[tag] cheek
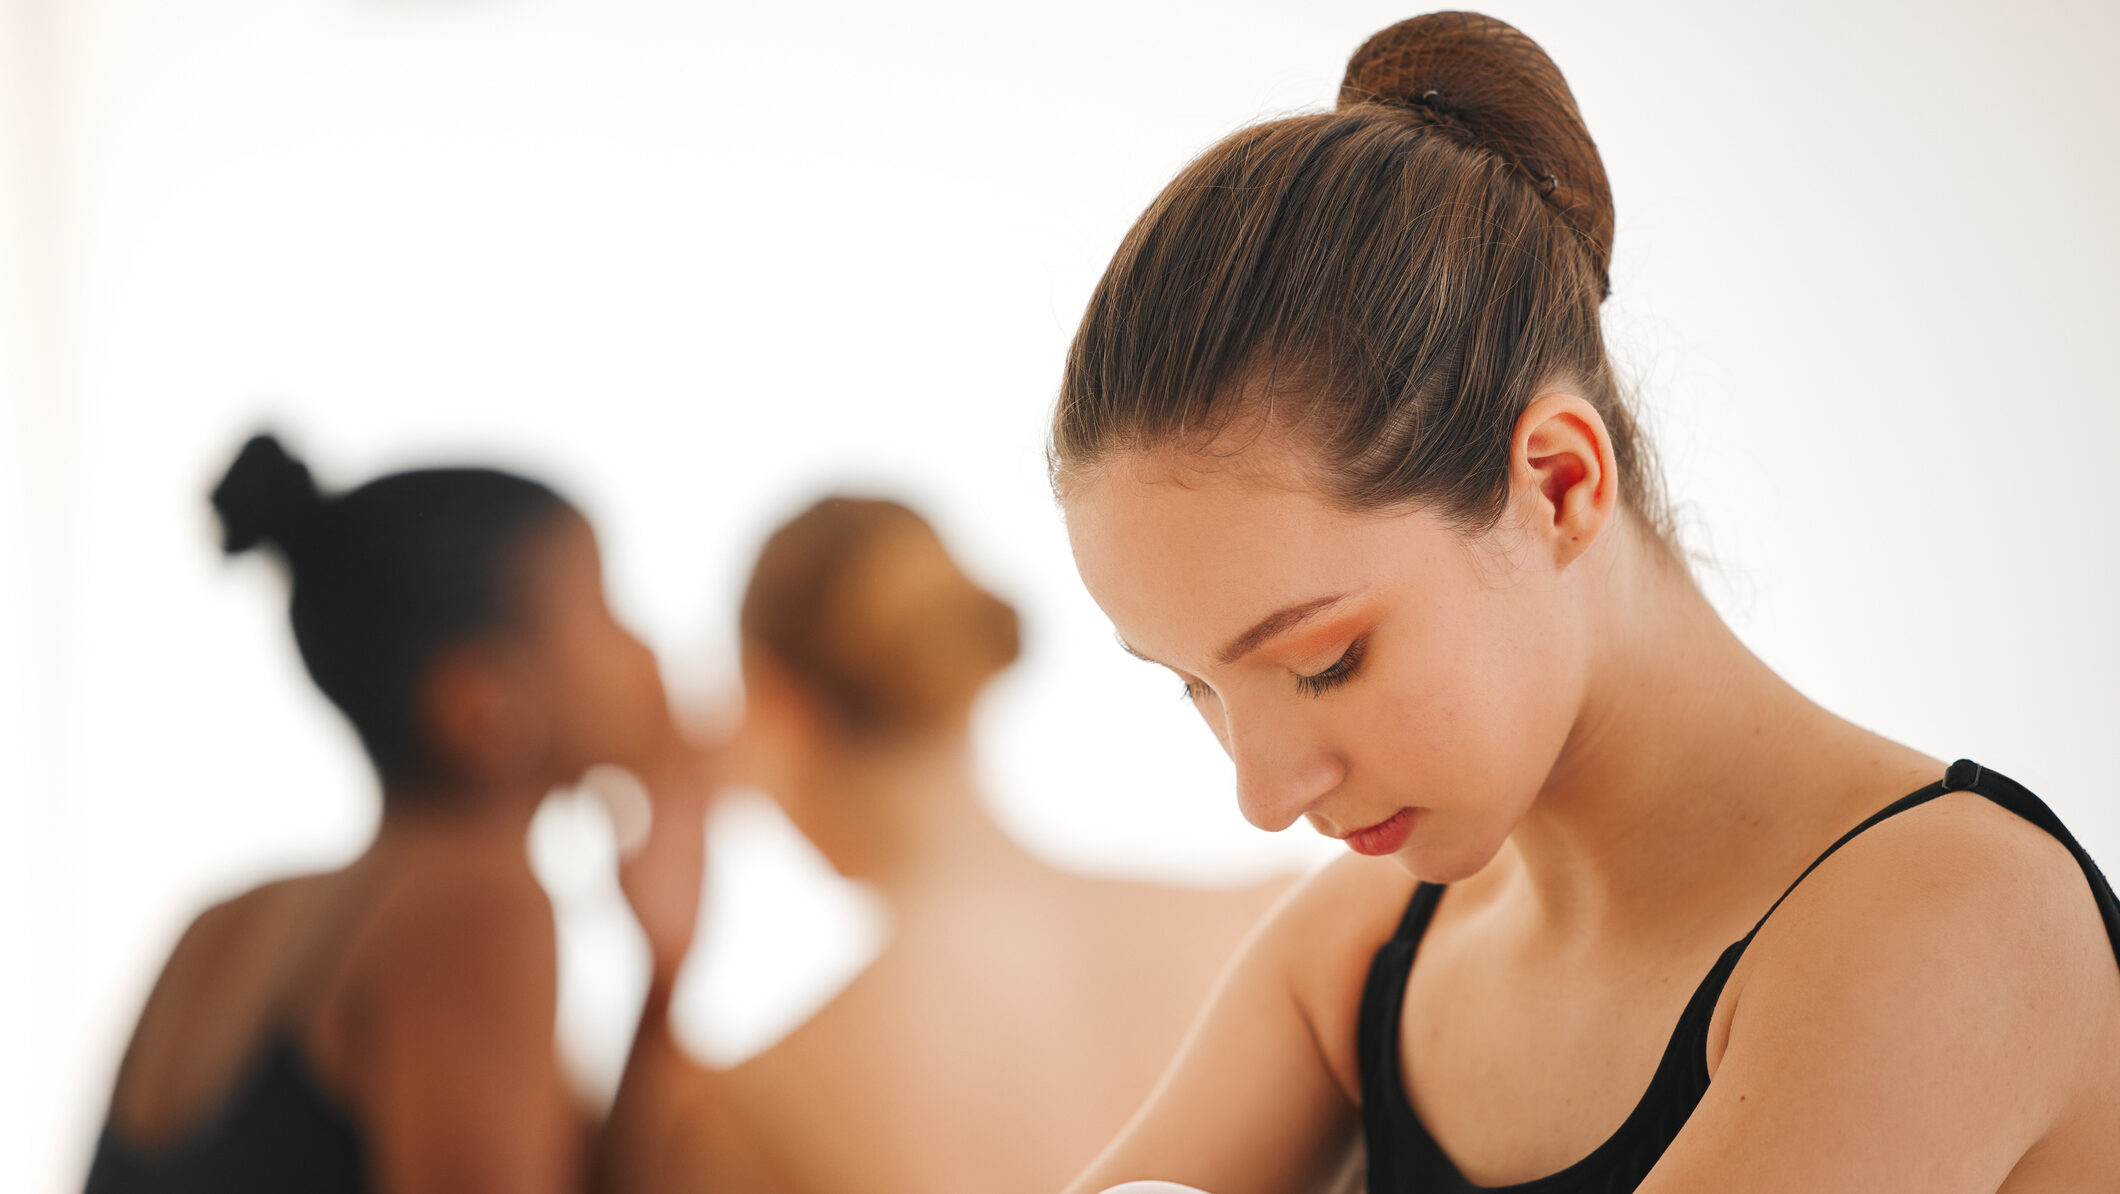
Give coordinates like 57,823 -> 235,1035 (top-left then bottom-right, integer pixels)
1345,600 -> 1577,819
606,636 -> 669,736
552,624 -> 665,742
1442,600 -> 1583,820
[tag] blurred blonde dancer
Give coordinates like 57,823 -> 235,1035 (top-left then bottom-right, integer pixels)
601,497 -> 1292,1194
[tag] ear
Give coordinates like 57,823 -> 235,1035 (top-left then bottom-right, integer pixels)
1510,391 -> 1618,569
733,644 -> 825,786
421,645 -> 550,787
733,643 -> 859,869
738,645 -> 825,741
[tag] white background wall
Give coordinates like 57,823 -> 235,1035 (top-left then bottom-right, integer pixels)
3,1 -> 2115,1190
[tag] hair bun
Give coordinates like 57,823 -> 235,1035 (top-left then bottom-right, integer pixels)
211,432 -> 324,556
1338,11 -> 1613,293
743,497 -> 1020,736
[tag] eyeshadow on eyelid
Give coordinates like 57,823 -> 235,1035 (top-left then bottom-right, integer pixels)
1284,614 -> 1367,658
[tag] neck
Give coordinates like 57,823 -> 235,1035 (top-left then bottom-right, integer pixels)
1501,522 -> 1916,943
811,727 -> 1048,910
368,777 -> 547,862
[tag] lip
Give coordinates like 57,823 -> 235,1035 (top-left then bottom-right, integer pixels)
1343,808 -> 1416,856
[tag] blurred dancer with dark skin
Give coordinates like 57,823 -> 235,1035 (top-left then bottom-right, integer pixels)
88,434 -> 701,1194
602,497 -> 1292,1194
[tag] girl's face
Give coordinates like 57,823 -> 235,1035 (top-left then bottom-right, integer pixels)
1063,446 -> 1594,882
512,513 -> 672,781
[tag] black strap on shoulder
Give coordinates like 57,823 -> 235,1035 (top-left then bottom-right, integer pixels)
1738,759 -> 2120,968
1391,881 -> 1446,945
1735,771 -> 1954,948
1950,760 -> 2120,968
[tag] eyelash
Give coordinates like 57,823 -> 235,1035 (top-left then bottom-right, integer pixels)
1295,638 -> 1366,697
1177,638 -> 1368,702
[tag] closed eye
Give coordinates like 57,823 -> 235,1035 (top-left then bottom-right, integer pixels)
1296,638 -> 1365,696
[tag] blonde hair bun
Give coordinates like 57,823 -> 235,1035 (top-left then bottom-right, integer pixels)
742,497 -> 1020,735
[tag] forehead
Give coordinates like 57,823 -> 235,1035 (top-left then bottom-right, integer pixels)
514,510 -> 602,600
1063,451 -> 1452,667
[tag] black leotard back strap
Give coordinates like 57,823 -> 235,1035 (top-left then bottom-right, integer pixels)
82,867 -> 405,1194
1356,759 -> 2120,1194
83,1030 -> 367,1194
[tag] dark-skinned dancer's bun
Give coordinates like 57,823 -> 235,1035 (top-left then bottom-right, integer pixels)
211,433 -> 325,556
208,431 -> 570,789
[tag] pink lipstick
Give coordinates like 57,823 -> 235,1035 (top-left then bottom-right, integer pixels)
1344,808 -> 1416,856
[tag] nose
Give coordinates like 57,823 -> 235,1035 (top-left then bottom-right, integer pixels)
1222,699 -> 1343,833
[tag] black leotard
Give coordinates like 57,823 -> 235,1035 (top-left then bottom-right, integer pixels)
1356,759 -> 2120,1193
84,1029 -> 367,1194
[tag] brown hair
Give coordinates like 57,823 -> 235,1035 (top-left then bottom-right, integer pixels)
1051,11 -> 1671,547
740,497 -> 1021,736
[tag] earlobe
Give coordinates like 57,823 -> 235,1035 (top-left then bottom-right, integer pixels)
740,647 -> 823,744
1515,392 -> 1617,567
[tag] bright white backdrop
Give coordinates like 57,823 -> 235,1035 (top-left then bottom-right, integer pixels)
3,1 -> 2116,1190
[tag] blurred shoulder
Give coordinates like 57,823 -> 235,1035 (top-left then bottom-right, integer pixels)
148,873 -> 324,996
1095,867 -> 1309,942
374,851 -> 554,920
112,873 -> 331,1122
343,858 -> 557,1017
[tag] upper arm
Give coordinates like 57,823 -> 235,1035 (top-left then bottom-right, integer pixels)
1064,857 -> 1411,1194
346,878 -> 583,1194
106,891 -> 269,1128
1641,795 -> 2107,1193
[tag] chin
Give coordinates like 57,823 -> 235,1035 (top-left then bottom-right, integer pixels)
1392,829 -> 1507,885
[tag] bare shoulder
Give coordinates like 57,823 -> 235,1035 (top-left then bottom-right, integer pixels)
170,874 -> 317,960
320,859 -> 565,1126
1260,854 -> 1420,1100
1075,867 -> 1308,960
1105,853 -> 1406,959
1740,788 -> 2114,1005
333,860 -> 558,1048
1649,790 -> 2120,1189
111,874 -> 328,1133
132,874 -> 321,1029
1268,852 -> 1420,960
355,862 -> 555,987
1717,791 -> 2116,1130
1057,854 -> 1413,1194
722,944 -> 894,1085
629,1056 -> 797,1194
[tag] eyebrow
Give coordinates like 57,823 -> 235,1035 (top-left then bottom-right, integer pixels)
1215,592 -> 1352,665
1117,591 -> 1353,671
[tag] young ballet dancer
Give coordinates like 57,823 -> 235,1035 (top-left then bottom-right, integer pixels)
1049,13 -> 2120,1193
